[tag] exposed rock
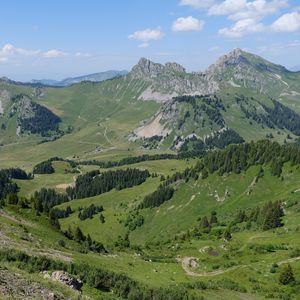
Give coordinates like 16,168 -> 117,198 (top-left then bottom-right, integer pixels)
165,62 -> 186,73
130,48 -> 295,106
0,90 -> 10,114
131,58 -> 165,79
51,271 -> 82,291
130,58 -> 220,103
0,268 -> 59,299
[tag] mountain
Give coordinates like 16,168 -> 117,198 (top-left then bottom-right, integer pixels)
1,48 -> 300,165
130,49 -> 300,149
2,49 -> 300,300
30,70 -> 128,86
128,48 -> 299,102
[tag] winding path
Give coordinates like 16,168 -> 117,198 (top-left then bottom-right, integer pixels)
179,255 -> 300,277
179,257 -> 247,277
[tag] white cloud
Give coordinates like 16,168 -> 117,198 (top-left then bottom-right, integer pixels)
0,43 -> 41,58
172,16 -> 204,32
208,0 -> 247,16
128,28 -> 164,42
0,43 -> 90,64
208,0 -> 287,20
179,0 -> 215,9
229,0 -> 287,21
211,0 -> 288,38
43,49 -> 68,58
219,18 -> 265,38
271,12 -> 300,32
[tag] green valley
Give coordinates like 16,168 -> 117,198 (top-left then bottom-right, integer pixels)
1,49 -> 300,299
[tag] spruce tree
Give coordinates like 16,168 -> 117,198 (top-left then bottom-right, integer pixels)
279,264 -> 296,285
99,213 -> 105,224
74,226 -> 85,242
200,216 -> 210,228
210,211 -> 218,225
223,228 -> 232,241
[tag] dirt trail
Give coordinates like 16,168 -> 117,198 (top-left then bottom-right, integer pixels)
244,176 -> 257,195
277,256 -> 300,265
180,253 -> 300,277
179,256 -> 246,277
56,168 -> 82,190
0,210 -> 34,227
100,123 -> 113,145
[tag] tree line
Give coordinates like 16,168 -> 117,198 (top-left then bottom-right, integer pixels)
33,160 -> 55,174
18,99 -> 62,136
66,168 -> 150,199
139,185 -> 174,209
0,168 -> 32,201
78,204 -> 104,221
233,201 -> 284,231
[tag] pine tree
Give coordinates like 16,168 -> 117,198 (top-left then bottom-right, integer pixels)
74,226 -> 85,242
200,216 -> 210,228
235,209 -> 247,223
202,168 -> 208,179
279,264 -> 296,285
210,211 -> 218,225
223,227 -> 232,241
99,213 -> 105,224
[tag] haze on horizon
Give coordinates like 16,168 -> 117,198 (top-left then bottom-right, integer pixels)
1,0 -> 300,81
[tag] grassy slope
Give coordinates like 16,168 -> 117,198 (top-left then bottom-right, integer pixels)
1,157 -> 300,299
1,68 -> 300,168
0,78 -> 161,168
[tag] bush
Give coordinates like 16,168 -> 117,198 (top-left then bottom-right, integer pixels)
279,264 -> 296,285
57,240 -> 66,247
33,161 -> 54,174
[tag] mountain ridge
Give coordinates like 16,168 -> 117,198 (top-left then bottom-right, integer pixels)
1,48 -> 300,163
29,70 -> 128,87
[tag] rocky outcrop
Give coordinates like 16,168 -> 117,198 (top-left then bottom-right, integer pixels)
130,58 -> 220,102
130,48 -> 297,104
165,62 -> 186,73
51,271 -> 82,291
0,90 -> 10,114
131,58 -> 165,79
0,268 -> 59,299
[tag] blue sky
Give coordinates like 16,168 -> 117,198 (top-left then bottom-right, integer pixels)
0,0 -> 300,81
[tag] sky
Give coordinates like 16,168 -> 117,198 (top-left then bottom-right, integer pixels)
0,0 -> 300,81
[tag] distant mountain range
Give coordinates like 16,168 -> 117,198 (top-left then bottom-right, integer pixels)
29,70 -> 128,87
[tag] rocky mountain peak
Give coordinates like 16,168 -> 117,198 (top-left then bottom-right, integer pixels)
209,48 -> 248,72
131,58 -> 164,79
165,62 -> 186,73
130,59 -> 186,80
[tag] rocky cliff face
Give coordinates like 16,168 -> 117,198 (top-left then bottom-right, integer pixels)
131,58 -> 166,79
205,48 -> 293,94
129,48 -> 299,103
130,58 -> 219,102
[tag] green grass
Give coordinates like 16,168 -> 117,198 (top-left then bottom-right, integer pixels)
2,157 -> 300,299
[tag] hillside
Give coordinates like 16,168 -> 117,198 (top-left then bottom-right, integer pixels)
1,50 -> 300,299
1,49 -> 300,168
1,141 -> 300,299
